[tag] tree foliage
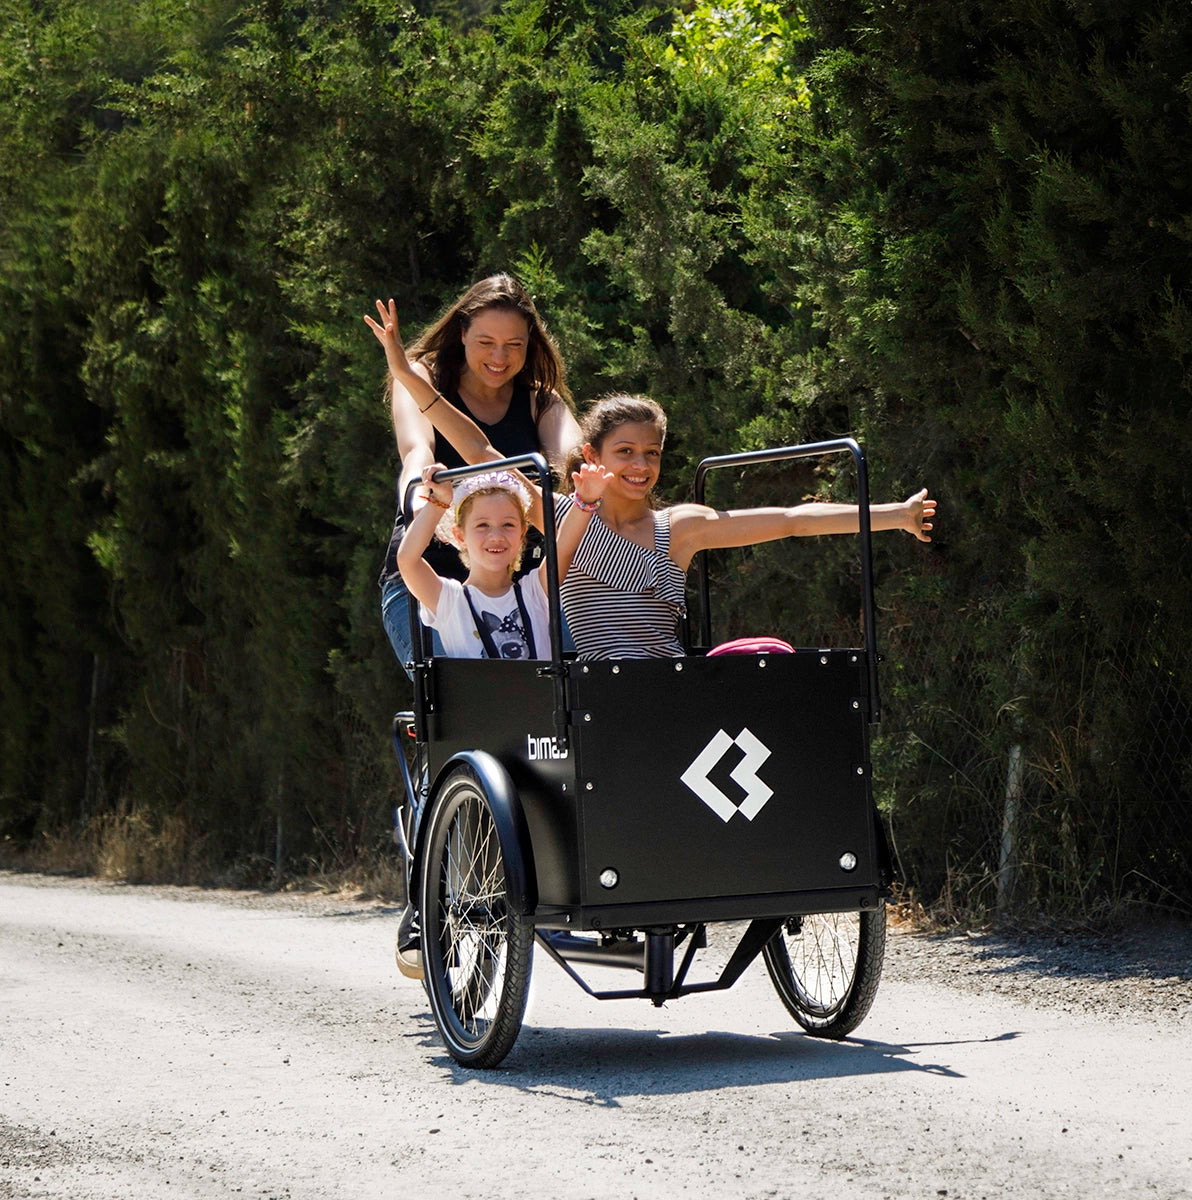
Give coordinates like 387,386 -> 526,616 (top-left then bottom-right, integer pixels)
1,0 -> 1189,912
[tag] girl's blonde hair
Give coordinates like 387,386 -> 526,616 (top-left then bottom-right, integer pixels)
437,471 -> 533,573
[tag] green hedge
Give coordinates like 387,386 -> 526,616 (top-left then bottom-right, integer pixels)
2,0 -> 1188,913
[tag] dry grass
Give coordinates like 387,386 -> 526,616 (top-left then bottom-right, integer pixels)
2,812 -> 407,902
11,811 -> 209,885
886,883 -> 941,933
12,816 -> 1174,934
885,873 -> 1186,939
284,847 -> 407,904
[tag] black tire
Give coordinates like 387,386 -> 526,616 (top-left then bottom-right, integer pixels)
418,764 -> 532,1068
763,904 -> 887,1038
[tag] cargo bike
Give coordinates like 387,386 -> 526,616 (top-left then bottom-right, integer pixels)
391,439 -> 894,1067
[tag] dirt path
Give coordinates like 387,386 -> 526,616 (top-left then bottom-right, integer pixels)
2,872 -> 1189,1200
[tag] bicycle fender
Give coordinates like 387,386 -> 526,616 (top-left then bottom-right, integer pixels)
416,749 -> 538,918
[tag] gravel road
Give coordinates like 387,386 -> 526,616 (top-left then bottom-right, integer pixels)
2,871 -> 1189,1200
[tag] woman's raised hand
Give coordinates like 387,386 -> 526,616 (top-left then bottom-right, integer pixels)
363,298 -> 415,381
904,488 -> 937,542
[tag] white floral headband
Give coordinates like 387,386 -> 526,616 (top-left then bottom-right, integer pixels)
435,470 -> 534,547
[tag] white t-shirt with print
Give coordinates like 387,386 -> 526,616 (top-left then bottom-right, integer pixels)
421,575 -> 551,660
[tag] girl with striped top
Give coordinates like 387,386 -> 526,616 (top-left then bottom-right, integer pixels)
558,396 -> 936,661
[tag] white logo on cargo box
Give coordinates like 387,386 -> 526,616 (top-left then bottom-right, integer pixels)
680,727 -> 774,822
527,735 -> 569,761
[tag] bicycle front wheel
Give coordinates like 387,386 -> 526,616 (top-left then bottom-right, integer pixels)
419,764 -> 532,1068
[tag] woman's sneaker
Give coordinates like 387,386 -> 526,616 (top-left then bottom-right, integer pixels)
395,904 -> 423,980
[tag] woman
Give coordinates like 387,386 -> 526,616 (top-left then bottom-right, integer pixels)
370,275 -> 582,675
366,284 -> 588,981
556,395 -> 936,660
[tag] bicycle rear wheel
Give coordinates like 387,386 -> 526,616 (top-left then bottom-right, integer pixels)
763,905 -> 886,1038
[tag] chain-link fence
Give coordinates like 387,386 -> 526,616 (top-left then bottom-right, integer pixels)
874,594 -> 1192,920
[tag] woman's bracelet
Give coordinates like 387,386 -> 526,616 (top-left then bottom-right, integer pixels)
573,495 -> 602,513
419,392 -> 444,414
422,491 -> 450,510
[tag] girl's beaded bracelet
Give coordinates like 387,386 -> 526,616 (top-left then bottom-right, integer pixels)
573,495 -> 602,513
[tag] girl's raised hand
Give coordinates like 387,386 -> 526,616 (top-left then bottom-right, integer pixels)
572,461 -> 615,506
363,298 -> 414,381
905,488 -> 937,542
419,462 -> 454,512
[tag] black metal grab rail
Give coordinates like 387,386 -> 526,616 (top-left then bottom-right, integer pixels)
692,438 -> 881,723
405,441 -> 881,725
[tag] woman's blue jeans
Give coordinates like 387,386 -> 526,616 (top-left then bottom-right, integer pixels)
381,577 -> 443,681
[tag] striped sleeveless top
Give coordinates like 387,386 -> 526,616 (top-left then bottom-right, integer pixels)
556,495 -> 687,659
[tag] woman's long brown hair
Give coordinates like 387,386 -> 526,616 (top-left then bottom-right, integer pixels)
409,274 -> 572,419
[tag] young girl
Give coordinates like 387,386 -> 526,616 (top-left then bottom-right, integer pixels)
397,460 -> 612,660
557,395 -> 937,660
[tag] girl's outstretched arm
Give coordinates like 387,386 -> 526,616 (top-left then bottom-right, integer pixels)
668,489 -> 936,570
